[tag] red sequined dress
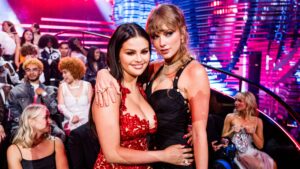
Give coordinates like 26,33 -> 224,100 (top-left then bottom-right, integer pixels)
94,84 -> 157,169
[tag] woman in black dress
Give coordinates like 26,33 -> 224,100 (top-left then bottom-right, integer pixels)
95,4 -> 210,169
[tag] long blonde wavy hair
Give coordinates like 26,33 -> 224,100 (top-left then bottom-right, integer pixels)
234,91 -> 258,118
12,104 -> 50,148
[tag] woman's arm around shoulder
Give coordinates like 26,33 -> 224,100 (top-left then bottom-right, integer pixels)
92,89 -> 156,164
94,69 -> 119,106
54,137 -> 69,169
184,61 -> 210,169
92,87 -> 189,165
7,144 -> 23,169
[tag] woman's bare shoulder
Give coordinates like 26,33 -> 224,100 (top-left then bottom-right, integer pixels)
185,60 -> 207,78
7,144 -> 22,158
252,116 -> 263,125
226,113 -> 238,120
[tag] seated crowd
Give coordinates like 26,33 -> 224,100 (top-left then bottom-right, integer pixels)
0,20 -> 277,169
0,21 -> 106,169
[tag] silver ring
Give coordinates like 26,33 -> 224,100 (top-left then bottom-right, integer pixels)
98,87 -> 108,93
183,159 -> 189,165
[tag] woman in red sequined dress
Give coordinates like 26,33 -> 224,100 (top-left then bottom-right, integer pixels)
92,23 -> 193,169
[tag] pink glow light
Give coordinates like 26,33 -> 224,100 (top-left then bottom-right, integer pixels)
41,17 -> 114,25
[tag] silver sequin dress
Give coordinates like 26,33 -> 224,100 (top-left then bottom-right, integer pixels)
231,127 -> 275,169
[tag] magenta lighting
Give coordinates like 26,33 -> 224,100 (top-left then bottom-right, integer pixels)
41,17 -> 114,25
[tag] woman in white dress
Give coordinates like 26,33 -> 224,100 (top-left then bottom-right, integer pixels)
57,57 -> 93,134
57,57 -> 93,168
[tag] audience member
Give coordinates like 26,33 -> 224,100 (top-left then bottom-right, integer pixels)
0,85 -> 8,143
57,57 -> 93,169
68,37 -> 87,63
31,23 -> 41,46
17,44 -> 41,81
1,21 -> 20,63
15,29 -> 35,68
58,57 -> 92,133
7,58 -> 65,140
58,42 -> 70,58
218,91 -> 277,169
84,46 -> 107,87
20,29 -> 34,47
0,84 -> 11,142
0,59 -> 19,85
0,31 -> 16,57
20,43 -> 38,59
7,104 -> 69,169
37,34 -> 61,85
0,83 -> 12,169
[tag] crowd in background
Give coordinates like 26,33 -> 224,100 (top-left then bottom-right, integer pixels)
0,21 -> 106,169
0,8 -> 278,168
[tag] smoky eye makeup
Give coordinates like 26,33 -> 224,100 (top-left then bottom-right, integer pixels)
141,49 -> 149,54
126,51 -> 135,55
165,31 -> 174,36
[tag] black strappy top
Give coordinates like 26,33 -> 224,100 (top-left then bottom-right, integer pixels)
145,58 -> 194,150
15,138 -> 56,169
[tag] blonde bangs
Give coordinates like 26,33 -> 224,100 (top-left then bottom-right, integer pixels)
146,4 -> 190,58
146,5 -> 180,37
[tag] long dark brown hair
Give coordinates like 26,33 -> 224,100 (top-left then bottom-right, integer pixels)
107,23 -> 151,84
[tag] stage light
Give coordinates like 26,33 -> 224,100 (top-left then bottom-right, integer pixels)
95,0 -> 115,28
0,0 -> 23,34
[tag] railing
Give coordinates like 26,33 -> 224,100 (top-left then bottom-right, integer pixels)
55,30 -> 111,39
54,30 -> 111,47
202,63 -> 300,124
53,29 -> 300,145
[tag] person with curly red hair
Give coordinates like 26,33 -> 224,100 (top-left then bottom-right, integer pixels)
58,57 -> 92,133
57,57 -> 94,168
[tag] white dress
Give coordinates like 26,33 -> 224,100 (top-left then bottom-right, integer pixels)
60,81 -> 90,131
232,126 -> 275,169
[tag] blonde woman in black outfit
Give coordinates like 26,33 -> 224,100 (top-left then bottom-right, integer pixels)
7,104 -> 68,169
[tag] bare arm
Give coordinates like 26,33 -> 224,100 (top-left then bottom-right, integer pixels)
57,84 -> 73,119
250,118 -> 264,149
87,82 -> 93,103
94,69 -> 120,106
14,35 -> 21,69
186,62 -> 209,169
7,145 -> 23,169
221,113 -> 234,137
55,137 -> 69,169
92,89 -> 190,165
